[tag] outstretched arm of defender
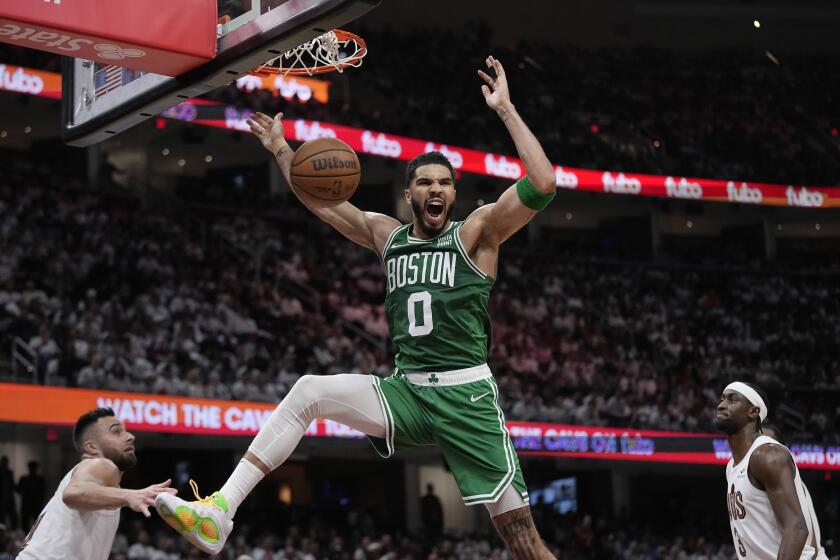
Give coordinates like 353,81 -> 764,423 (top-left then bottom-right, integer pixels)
62,458 -> 176,517
750,445 -> 809,560
248,112 -> 400,253
463,56 -> 556,246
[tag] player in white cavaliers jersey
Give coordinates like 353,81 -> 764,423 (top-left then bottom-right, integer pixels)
760,424 -> 829,560
16,407 -> 176,560
716,382 -> 817,560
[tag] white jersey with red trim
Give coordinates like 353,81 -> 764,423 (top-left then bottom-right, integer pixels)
799,478 -> 829,560
725,435 -> 819,560
16,463 -> 121,560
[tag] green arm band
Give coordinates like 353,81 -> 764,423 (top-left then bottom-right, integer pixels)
515,176 -> 556,211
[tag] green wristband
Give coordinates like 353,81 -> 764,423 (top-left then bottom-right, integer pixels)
515,176 -> 555,211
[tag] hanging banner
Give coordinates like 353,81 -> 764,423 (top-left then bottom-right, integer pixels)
161,100 -> 839,208
3,79 -> 836,208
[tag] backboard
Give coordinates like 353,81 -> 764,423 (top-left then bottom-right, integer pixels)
61,0 -> 380,147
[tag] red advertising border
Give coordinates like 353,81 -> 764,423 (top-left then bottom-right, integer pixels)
188,102 -> 840,208
4,69 -> 837,208
2,383 -> 839,470
519,451 -> 725,465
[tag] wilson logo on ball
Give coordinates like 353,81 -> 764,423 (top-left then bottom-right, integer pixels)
312,157 -> 358,171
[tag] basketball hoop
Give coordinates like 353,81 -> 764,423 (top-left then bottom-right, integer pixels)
251,29 -> 367,77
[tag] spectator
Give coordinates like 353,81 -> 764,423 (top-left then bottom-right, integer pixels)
0,152 -> 838,444
421,484 -> 444,539
15,462 -> 44,532
0,457 -> 16,531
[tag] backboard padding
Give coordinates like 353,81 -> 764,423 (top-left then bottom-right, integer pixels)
62,0 -> 380,146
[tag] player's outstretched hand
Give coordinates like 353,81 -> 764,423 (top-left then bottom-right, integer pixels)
477,55 -> 511,112
247,111 -> 287,155
128,478 -> 177,518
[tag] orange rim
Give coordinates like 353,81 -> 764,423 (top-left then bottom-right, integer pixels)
251,29 -> 367,77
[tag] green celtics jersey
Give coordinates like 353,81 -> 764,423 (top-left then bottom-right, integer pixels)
382,221 -> 494,372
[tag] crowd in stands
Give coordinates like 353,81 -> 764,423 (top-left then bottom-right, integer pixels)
3,18 -> 840,560
491,254 -> 840,439
6,21 -> 840,186
0,156 -> 390,407
1,152 -> 839,443
0,501 -> 753,560
207,24 -> 840,186
1,455 -> 837,559
4,11 -> 840,185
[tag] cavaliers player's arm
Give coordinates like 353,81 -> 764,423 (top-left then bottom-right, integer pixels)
750,445 -> 810,560
63,458 -> 175,517
248,111 -> 401,253
460,57 -> 555,270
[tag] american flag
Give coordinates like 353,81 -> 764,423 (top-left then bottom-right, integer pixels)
94,65 -> 123,97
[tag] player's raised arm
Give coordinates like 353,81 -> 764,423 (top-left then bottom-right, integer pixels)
749,445 -> 810,560
248,112 -> 400,254
462,56 -> 556,247
62,458 -> 176,517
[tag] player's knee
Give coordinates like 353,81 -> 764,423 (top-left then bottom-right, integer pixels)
486,486 -> 528,517
288,374 -> 326,404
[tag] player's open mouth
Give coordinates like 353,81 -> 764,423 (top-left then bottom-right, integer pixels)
425,199 -> 445,222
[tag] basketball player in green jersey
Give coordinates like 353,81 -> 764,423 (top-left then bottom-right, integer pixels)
155,56 -> 558,559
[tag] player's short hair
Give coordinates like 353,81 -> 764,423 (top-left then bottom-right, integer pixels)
73,407 -> 116,453
405,151 -> 455,188
743,382 -> 768,433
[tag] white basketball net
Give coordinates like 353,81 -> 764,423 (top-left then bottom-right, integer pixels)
260,30 -> 366,76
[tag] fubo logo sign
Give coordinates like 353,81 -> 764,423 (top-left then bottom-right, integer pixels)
786,186 -> 824,208
362,131 -> 402,157
554,166 -> 578,189
0,64 -> 43,95
665,176 -> 703,199
294,120 -> 337,141
275,76 -> 313,102
726,182 -> 762,204
602,172 -> 641,195
424,143 -> 463,168
484,154 -> 521,179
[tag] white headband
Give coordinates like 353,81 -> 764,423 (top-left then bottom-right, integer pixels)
725,382 -> 768,422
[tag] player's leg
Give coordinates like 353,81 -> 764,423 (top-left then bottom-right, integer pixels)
485,488 -> 556,559
431,375 -> 557,559
155,373 -> 387,554
238,372 -> 387,479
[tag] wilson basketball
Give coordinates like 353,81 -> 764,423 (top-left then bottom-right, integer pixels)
290,138 -> 361,207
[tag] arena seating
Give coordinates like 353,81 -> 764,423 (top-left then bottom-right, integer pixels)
3,34 -> 840,185
1,152 -> 838,444
205,27 -> 840,186
2,17 -> 839,560
0,503 -> 743,560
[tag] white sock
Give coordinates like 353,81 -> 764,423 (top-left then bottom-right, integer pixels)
219,458 -> 264,519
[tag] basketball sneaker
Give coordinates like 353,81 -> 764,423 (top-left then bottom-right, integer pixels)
155,480 -> 233,555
